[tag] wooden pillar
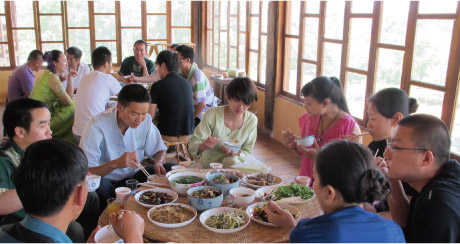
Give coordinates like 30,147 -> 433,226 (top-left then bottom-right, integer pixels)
264,1 -> 279,132
192,1 -> 204,67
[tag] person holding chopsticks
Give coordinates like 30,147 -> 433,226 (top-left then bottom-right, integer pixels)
80,84 -> 171,210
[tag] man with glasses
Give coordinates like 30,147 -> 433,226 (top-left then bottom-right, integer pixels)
117,40 -> 155,81
379,114 -> 460,242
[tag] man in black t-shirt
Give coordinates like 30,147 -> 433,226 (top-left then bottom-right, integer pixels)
379,114 -> 460,242
149,50 -> 194,143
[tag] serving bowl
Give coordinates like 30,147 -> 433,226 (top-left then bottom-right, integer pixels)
229,187 -> 256,207
147,203 -> 197,228
135,188 -> 178,208
295,135 -> 315,147
187,186 -> 223,211
168,172 -> 206,195
246,202 -> 300,227
206,172 -> 240,197
165,168 -> 202,178
242,173 -> 283,189
199,207 -> 250,234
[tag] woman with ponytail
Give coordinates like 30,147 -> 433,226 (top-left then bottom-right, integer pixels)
31,50 -> 76,142
283,76 -> 360,183
266,140 -> 405,243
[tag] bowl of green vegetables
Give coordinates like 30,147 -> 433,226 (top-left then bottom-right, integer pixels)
168,172 -> 206,195
255,182 -> 315,202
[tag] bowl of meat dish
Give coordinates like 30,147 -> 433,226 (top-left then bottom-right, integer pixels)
135,188 -> 178,208
246,202 -> 300,227
187,186 -> 223,211
168,172 -> 206,195
206,169 -> 244,179
206,172 -> 240,197
243,173 -> 283,189
200,207 -> 250,234
147,203 -> 197,228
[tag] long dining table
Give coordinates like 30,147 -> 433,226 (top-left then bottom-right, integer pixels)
98,169 -> 323,243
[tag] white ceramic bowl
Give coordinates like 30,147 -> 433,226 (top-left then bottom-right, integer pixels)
243,173 -> 283,189
206,169 -> 244,179
135,188 -> 178,208
147,203 -> 197,228
165,168 -> 202,178
229,187 -> 256,207
209,162 -> 223,169
168,172 -> 206,195
86,175 -> 101,192
94,225 -> 123,243
295,136 -> 315,147
171,165 -> 185,171
246,202 -> 300,227
200,207 -> 250,234
223,141 -> 241,154
295,176 -> 311,185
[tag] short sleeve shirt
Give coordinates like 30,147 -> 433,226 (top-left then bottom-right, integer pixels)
80,107 -> 167,181
62,61 -> 91,89
186,64 -> 215,118
118,56 -> 155,77
7,65 -> 35,101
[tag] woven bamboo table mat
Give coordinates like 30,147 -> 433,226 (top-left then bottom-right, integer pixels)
98,170 -> 322,243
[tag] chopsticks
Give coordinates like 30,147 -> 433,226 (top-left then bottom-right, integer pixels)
138,162 -> 150,178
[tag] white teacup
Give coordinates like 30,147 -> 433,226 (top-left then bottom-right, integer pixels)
209,162 -> 223,169
115,187 -> 131,201
295,176 -> 311,186
86,175 -> 101,192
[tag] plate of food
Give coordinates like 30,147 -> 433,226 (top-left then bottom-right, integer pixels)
135,188 -> 178,208
255,182 -> 315,202
199,207 -> 250,234
147,203 -> 197,228
206,169 -> 244,179
242,173 -> 283,189
246,202 -> 300,226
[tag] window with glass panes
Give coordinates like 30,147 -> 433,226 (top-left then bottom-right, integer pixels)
280,1 -> 460,156
0,0 -> 9,67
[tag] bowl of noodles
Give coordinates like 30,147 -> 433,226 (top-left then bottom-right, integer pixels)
199,207 -> 250,234
147,203 -> 197,228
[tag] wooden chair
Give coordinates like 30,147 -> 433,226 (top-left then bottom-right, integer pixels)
163,139 -> 193,163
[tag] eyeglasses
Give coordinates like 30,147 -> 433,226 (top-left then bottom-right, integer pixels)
385,139 -> 428,152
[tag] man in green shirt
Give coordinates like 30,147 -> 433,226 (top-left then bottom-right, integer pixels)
117,40 -> 155,80
0,98 -> 99,242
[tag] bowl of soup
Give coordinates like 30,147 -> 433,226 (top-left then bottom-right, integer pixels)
168,172 -> 206,195
229,187 -> 256,207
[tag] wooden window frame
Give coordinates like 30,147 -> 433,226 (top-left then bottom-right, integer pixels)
1,0 -> 192,69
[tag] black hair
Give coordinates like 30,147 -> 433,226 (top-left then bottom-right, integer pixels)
398,114 -> 451,165
301,76 -> 350,114
155,50 -> 180,73
26,50 -> 43,63
43,50 -> 63,74
225,77 -> 258,106
3,98 -> 48,140
92,46 -> 112,69
368,88 -> 419,118
117,84 -> 151,107
12,139 -> 88,217
169,43 -> 179,49
133,39 -> 148,50
175,45 -> 194,63
315,140 -> 390,204
66,46 -> 83,60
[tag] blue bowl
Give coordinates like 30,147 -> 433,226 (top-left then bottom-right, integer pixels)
206,172 -> 240,197
187,186 -> 223,211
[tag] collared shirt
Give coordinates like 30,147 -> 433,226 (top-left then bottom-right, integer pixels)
72,70 -> 122,136
186,64 -> 215,118
62,61 -> 91,89
80,107 -> 167,181
7,64 -> 35,101
0,140 -> 26,225
0,215 -> 72,243
118,56 -> 155,77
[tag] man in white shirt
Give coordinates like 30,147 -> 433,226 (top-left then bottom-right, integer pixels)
80,84 -> 170,208
62,46 -> 91,94
72,46 -> 122,144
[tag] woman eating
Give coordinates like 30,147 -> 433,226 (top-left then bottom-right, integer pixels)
282,76 -> 360,184
30,50 -> 76,142
188,77 -> 258,168
265,140 -> 405,243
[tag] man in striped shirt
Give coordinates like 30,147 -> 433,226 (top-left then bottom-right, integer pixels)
176,45 -> 216,126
